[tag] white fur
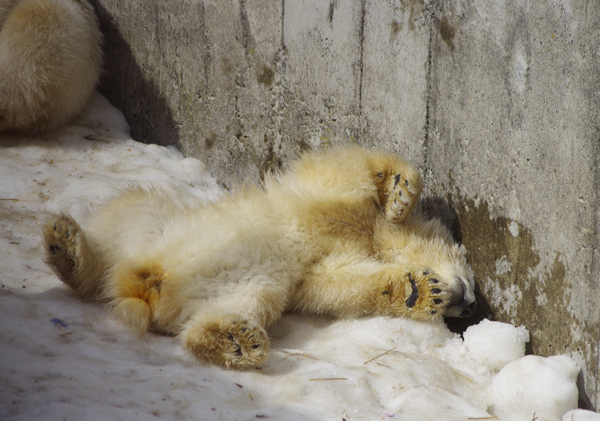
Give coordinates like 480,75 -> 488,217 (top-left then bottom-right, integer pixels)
0,0 -> 102,133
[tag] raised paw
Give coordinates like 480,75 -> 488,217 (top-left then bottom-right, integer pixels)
42,214 -> 83,288
183,314 -> 270,369
384,172 -> 422,222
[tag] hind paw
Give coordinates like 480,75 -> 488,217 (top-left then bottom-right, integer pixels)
49,215 -> 80,253
183,314 -> 270,369
43,214 -> 83,287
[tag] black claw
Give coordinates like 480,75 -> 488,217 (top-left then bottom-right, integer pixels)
430,310 -> 437,315
227,333 -> 235,342
431,288 -> 441,294
433,298 -> 443,305
405,179 -> 409,186
251,344 -> 260,350
423,270 -> 430,276
64,231 -> 70,239
49,245 -> 62,255
430,278 -> 440,284
234,347 -> 243,357
394,174 -> 401,186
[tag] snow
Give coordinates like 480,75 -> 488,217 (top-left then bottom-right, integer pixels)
489,355 -> 579,421
564,410 -> 600,421
0,92 -> 594,420
463,318 -> 529,371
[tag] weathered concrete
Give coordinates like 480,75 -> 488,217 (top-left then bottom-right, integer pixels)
425,0 -> 600,408
91,0 -> 600,408
93,0 -> 430,185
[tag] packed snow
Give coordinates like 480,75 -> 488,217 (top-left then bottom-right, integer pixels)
0,93 -> 597,420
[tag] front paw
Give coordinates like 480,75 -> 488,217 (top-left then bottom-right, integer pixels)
183,314 -> 270,369
385,173 -> 422,222
405,270 -> 453,317
380,269 -> 454,320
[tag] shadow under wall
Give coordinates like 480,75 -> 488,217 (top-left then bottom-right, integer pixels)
92,1 -> 180,148
422,195 -> 595,409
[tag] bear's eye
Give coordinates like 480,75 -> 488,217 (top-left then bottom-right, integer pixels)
377,172 -> 384,178
382,290 -> 389,295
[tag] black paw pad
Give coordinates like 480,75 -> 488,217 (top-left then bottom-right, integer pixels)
49,244 -> 63,255
405,274 -> 419,309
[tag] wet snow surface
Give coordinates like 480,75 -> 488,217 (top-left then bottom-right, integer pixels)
0,93 -> 597,421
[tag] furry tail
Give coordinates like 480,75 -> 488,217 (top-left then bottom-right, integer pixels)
109,262 -> 166,336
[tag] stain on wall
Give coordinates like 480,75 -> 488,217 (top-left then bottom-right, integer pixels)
399,0 -> 424,31
439,16 -> 455,51
444,189 -> 596,407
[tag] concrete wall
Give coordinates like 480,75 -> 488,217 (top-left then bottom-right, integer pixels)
92,0 -> 600,408
425,0 -> 600,409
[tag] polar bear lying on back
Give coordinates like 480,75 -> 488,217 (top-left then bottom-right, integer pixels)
43,146 -> 476,369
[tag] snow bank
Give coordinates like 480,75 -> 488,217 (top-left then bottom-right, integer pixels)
0,93 -> 591,420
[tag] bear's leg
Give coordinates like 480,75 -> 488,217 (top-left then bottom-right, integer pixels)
43,214 -> 107,300
180,279 -> 286,369
292,253 -> 459,321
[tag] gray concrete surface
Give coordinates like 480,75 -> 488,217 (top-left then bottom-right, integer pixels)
92,0 -> 600,408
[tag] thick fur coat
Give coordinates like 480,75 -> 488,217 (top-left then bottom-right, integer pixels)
0,0 -> 102,133
43,146 -> 476,369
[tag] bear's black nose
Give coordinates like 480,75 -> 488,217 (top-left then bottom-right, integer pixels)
460,301 -> 477,318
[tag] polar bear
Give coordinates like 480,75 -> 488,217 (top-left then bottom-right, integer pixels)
0,0 -> 103,133
43,146 -> 476,369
